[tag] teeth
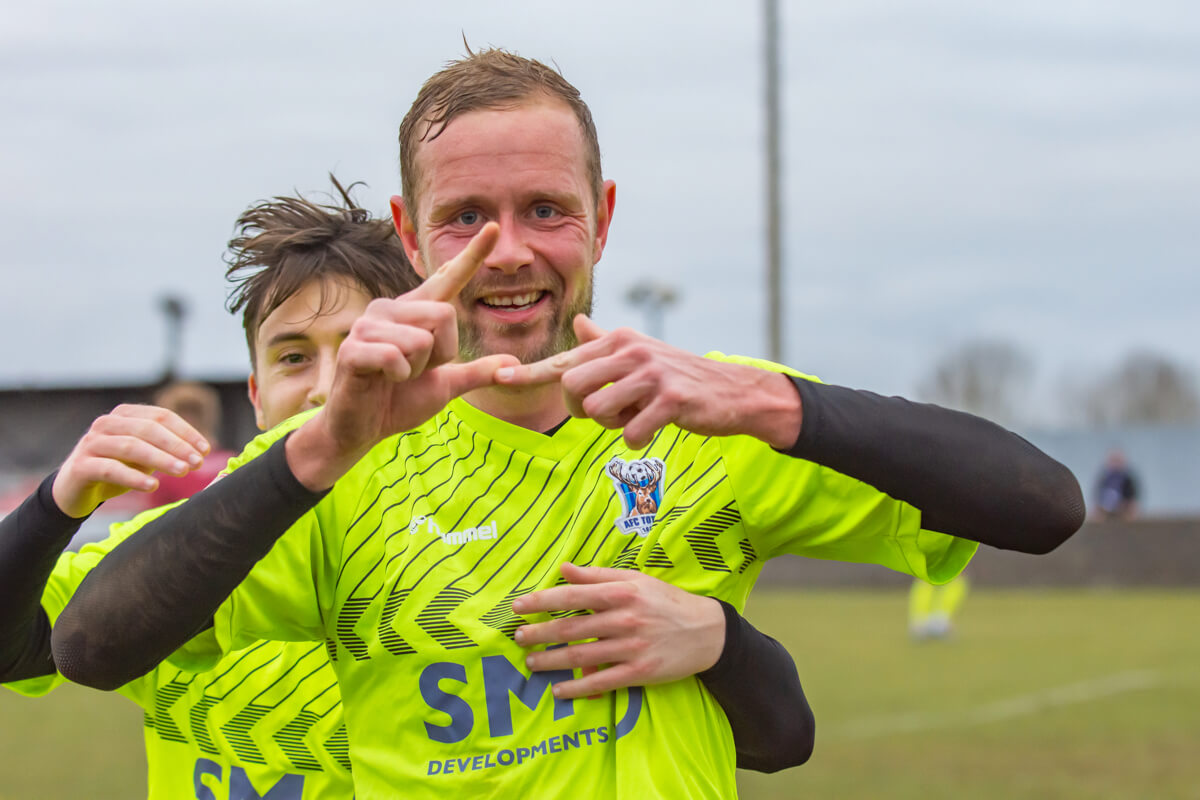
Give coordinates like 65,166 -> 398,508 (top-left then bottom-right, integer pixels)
482,292 -> 541,307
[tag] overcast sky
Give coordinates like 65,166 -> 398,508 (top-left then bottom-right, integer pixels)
2,0 -> 1197,427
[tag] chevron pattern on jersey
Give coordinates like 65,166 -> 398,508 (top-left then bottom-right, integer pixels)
325,724 -> 352,773
151,679 -> 191,743
682,502 -> 741,572
478,587 -> 531,639
378,586 -> 418,655
190,696 -> 220,755
275,710 -> 322,771
645,543 -> 674,569
737,538 -> 758,574
415,587 -> 478,649
221,703 -> 272,765
335,597 -> 373,660
608,548 -> 640,570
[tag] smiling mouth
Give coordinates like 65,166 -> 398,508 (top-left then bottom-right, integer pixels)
477,291 -> 548,312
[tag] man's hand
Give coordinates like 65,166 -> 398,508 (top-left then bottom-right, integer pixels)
51,404 -> 211,518
494,315 -> 802,449
287,223 -> 521,490
511,562 -> 726,700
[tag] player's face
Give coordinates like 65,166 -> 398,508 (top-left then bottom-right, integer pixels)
247,278 -> 372,429
395,99 -> 616,364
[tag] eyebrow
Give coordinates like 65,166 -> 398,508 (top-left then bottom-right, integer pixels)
262,328 -> 356,352
261,332 -> 313,351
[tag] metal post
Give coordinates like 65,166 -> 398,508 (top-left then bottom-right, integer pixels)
626,281 -> 679,343
764,0 -> 784,363
158,294 -> 187,383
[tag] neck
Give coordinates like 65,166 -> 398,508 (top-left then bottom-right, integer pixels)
462,383 -> 570,432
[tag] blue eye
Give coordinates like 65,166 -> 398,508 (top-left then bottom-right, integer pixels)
458,210 -> 480,226
534,206 -> 556,219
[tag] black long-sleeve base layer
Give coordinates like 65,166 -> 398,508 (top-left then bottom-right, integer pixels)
780,377 -> 1085,552
54,377 -> 1085,754
0,473 -> 84,682
699,600 -> 814,772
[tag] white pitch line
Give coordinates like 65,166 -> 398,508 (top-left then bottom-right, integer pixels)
826,670 -> 1162,741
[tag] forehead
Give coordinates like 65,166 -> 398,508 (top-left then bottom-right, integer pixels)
414,100 -> 591,214
254,278 -> 371,347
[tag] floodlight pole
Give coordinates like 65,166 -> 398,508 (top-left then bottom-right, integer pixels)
158,294 -> 188,383
763,0 -> 784,363
626,281 -> 679,342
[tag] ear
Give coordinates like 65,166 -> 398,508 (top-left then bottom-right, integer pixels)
390,195 -> 427,278
247,373 -> 267,430
591,180 -> 617,265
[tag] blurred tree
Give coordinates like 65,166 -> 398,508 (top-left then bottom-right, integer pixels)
1070,351 -> 1200,426
917,339 -> 1033,426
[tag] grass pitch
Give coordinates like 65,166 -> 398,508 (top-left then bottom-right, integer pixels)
2,589 -> 1198,799
738,589 -> 1200,800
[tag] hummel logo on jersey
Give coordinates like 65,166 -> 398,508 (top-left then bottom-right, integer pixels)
606,456 -> 666,537
409,515 -> 500,545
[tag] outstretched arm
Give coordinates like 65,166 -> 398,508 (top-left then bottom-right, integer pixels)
775,376 -> 1084,553
495,317 -> 1084,554
515,564 -> 814,772
0,406 -> 208,683
53,225 -> 519,691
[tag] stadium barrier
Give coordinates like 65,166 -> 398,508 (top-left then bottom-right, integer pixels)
758,519 -> 1200,588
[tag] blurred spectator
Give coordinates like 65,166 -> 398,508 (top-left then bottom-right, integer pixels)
141,382 -> 234,507
1094,448 -> 1140,520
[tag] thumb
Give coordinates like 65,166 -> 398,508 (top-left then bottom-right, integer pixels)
560,561 -> 641,585
573,314 -> 607,344
441,354 -> 522,398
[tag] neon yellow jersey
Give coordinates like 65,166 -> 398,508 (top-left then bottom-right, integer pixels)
3,430 -> 352,800
171,355 -> 976,799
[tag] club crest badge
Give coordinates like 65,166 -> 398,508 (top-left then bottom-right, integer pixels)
606,456 -> 666,537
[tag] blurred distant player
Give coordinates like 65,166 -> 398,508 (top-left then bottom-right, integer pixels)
908,573 -> 970,640
141,381 -> 235,508
1094,448 -> 1140,520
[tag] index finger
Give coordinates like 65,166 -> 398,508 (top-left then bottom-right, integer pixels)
409,222 -> 499,302
512,582 -> 626,615
111,404 -> 210,453
494,336 -> 614,387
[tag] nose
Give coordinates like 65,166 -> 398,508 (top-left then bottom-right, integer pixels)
306,349 -> 338,409
483,216 -> 533,275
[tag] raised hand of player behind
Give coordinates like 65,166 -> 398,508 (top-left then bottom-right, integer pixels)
288,223 -> 521,490
51,404 -> 211,518
512,562 -> 726,699
495,315 -> 802,450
